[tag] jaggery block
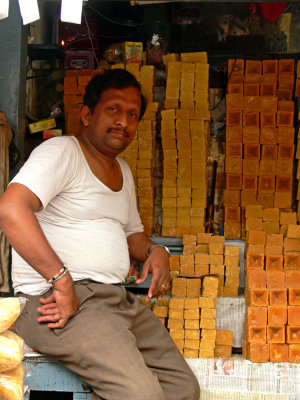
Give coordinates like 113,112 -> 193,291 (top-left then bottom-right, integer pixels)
265,245 -> 282,255
247,231 -> 266,245
169,329 -> 185,340
200,338 -> 216,350
225,266 -> 240,277
183,349 -> 198,358
209,255 -> 224,265
194,265 -> 209,276
224,255 -> 239,267
203,276 -> 219,289
270,344 -> 289,362
243,126 -> 260,143
184,309 -> 200,320
259,160 -> 276,176
257,192 -> 274,208
185,329 -> 200,340
199,348 -> 214,358
201,308 -> 216,320
267,271 -> 285,289
284,238 -> 300,252
267,327 -> 285,344
182,234 -> 197,246
202,287 -> 218,298
247,307 -> 267,326
287,327 -> 300,344
184,339 -> 200,350
274,192 -> 292,209
280,212 -> 297,225
214,345 -> 232,358
245,205 -> 263,219
196,244 -> 209,254
184,298 -> 199,309
171,286 -> 187,297
200,318 -> 216,330
248,326 -> 266,344
223,286 -> 239,297
215,330 -> 233,346
246,270 -> 266,289
287,225 -> 300,239
168,319 -> 184,329
210,265 -> 225,276
195,254 -> 209,265
243,159 -> 259,176
169,256 -> 180,272
247,289 -> 268,306
199,297 -> 217,309
286,271 -> 300,288
246,253 -> 264,270
246,244 -> 264,254
168,309 -> 184,320
223,189 -> 240,206
248,343 -> 269,362
186,278 -> 201,290
268,306 -> 287,326
270,289 -> 287,306
289,344 -> 300,363
265,255 -> 283,271
284,253 -> 300,270
169,298 -> 185,309
224,222 -> 241,239
288,306 -> 300,325
289,288 -> 300,305
186,289 -> 201,298
209,243 -> 224,255
153,306 -> 168,318
172,277 -> 187,288
201,329 -> 217,340
173,338 -> 184,351
185,319 -> 199,330
224,246 -> 240,256
263,208 -> 279,222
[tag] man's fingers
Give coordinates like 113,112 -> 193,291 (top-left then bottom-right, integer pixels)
37,306 -> 59,316
39,293 -> 56,304
37,313 -> 60,323
135,262 -> 150,285
47,317 -> 69,329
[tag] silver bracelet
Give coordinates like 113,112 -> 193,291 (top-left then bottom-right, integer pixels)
46,266 -> 68,285
146,244 -> 170,258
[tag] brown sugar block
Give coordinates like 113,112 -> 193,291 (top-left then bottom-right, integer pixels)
245,205 -> 263,219
169,256 -> 180,271
226,110 -> 242,126
171,286 -> 187,297
263,208 -> 279,222
223,189 -> 240,206
224,222 -> 241,239
201,308 -> 216,320
183,245 -> 196,255
168,319 -> 184,329
182,235 -> 197,246
210,236 -> 225,244
243,159 -> 259,176
274,192 -> 292,209
209,243 -> 224,255
276,159 -> 293,176
172,277 -> 187,288
266,233 -> 283,247
185,330 -> 200,340
200,338 -> 216,350
248,326 -> 266,344
224,275 -> 239,287
265,255 -> 283,271
259,160 -> 276,176
195,254 -> 210,266
286,271 -> 300,288
215,330 -> 233,346
201,329 -> 217,341
184,339 -> 200,350
289,288 -> 300,305
246,270 -> 266,289
263,222 -> 280,234
277,111 -> 293,127
247,231 -> 266,245
199,297 -> 217,309
287,327 -> 300,344
224,246 -> 240,256
199,348 -> 214,358
184,298 -> 199,309
183,349 -> 198,358
278,144 -> 294,159
261,144 -> 277,160
242,175 -> 258,191
246,218 -> 263,232
284,254 -> 300,270
261,112 -> 276,128
209,255 -> 224,265
265,245 -> 282,255
269,289 -> 287,306
244,112 -> 259,128
180,264 -> 195,276
186,278 -> 201,290
200,318 -> 216,330
185,319 -> 200,330
267,327 -> 286,344
210,265 -> 225,276
268,306 -> 287,326
180,254 -> 194,267
173,338 -> 184,351
246,244 -> 264,254
270,344 -> 289,362
186,289 -> 201,298
214,345 -> 232,358
202,287 -> 218,298
224,255 -> 239,267
243,126 -> 260,143
203,276 -> 219,289
169,329 -> 185,340
284,238 -> 300,252
196,244 -> 209,254
195,265 -> 210,276
244,143 -> 260,159
246,253 -> 264,270
277,127 -> 294,144
289,344 -> 300,363
197,233 -> 212,244
288,306 -> 300,325
226,126 -> 243,142
168,309 -> 184,320
287,225 -> 300,239
184,309 -> 200,320
244,83 -> 259,96
267,271 -> 285,288
247,289 -> 268,306
247,307 -> 267,326
153,306 -> 168,318
223,286 -> 239,297
276,176 -> 293,193
280,212 -> 297,225
225,266 -> 240,277
258,176 -> 275,192
248,343 -> 269,362
226,142 -> 243,158
169,298 -> 185,309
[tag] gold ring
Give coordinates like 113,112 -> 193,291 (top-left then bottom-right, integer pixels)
161,284 -> 167,289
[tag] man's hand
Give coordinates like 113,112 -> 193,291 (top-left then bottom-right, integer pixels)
37,274 -> 79,329
135,246 -> 170,301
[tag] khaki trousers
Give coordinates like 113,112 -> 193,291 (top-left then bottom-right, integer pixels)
16,281 -> 200,400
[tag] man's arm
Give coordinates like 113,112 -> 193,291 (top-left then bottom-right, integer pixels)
127,232 -> 170,300
0,183 -> 78,328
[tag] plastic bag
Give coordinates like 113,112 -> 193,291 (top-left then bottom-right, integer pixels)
0,364 -> 24,400
0,334 -> 23,373
0,298 -> 26,334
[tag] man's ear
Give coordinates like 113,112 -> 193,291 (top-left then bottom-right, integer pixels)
81,105 -> 92,127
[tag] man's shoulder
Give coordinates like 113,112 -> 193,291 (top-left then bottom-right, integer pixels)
32,136 -> 78,155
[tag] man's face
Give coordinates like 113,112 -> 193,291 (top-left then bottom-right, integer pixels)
83,86 -> 141,157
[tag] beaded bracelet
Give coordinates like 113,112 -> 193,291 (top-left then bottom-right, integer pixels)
46,266 -> 68,285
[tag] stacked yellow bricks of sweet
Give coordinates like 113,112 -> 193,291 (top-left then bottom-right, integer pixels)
243,225 -> 300,363
224,59 -> 295,240
119,64 -> 158,235
170,233 -> 240,297
161,52 -> 210,237
295,62 -> 300,222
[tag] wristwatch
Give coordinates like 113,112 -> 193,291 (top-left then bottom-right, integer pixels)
146,244 -> 170,258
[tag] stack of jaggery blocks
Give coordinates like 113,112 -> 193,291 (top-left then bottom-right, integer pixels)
64,69 -> 102,136
151,298 -> 170,327
295,61 -> 300,98
118,65 -> 157,235
244,204 -> 297,236
243,225 -> 300,363
161,52 -> 210,237
169,233 -> 240,297
224,58 -> 296,240
295,62 -> 300,221
169,276 -> 218,357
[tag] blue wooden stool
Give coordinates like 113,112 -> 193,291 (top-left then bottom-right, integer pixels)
24,357 -> 92,399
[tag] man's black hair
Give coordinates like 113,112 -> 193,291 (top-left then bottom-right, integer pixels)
83,69 -> 146,120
